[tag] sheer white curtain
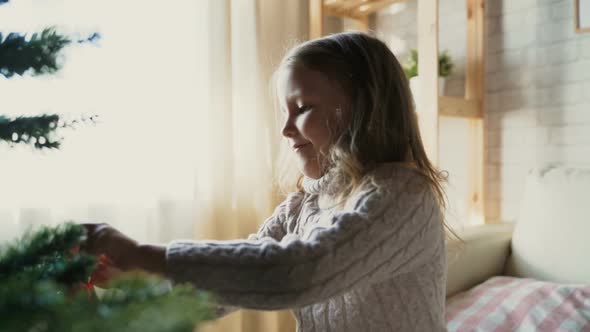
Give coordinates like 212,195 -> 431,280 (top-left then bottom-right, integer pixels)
194,1 -> 307,331
0,0 -> 203,245
1,0 -> 307,331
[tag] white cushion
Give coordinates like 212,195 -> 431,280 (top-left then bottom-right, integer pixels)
505,166 -> 590,283
446,224 -> 513,298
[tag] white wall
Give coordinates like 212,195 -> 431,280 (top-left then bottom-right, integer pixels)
374,0 -> 590,224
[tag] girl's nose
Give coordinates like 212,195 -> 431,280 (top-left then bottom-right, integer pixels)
281,117 -> 297,138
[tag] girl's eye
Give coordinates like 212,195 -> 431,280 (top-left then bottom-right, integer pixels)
297,105 -> 312,114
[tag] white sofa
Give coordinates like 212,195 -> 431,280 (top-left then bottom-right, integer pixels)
446,166 -> 590,296
444,166 -> 590,330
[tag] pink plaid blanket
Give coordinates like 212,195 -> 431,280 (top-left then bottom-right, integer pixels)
446,276 -> 590,331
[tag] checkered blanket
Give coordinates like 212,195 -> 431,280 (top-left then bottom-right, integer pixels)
446,276 -> 590,331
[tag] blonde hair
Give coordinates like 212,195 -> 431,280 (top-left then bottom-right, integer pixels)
273,32 -> 457,238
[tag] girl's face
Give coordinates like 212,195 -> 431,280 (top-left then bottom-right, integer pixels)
278,65 -> 350,179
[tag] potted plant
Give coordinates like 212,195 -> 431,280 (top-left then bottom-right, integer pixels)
403,48 -> 454,100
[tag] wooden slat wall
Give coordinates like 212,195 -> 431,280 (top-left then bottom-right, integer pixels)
311,0 -> 487,225
310,0 -> 324,39
356,16 -> 370,31
356,0 -> 404,16
465,0 -> 486,223
439,96 -> 481,118
324,0 -> 403,18
417,0 -> 440,165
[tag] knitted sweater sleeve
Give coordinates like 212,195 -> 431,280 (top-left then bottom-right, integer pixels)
164,175 -> 443,310
197,193 -> 293,318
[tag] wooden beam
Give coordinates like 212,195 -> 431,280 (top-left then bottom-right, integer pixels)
466,0 -> 484,102
439,97 -> 482,118
466,0 -> 486,224
323,8 -> 363,19
310,0 -> 324,39
350,0 -> 404,17
469,117 -> 485,224
321,0 -> 372,29
324,0 -> 404,19
324,0 -> 367,19
355,16 -> 370,31
417,0 -> 440,165
331,0 -> 369,11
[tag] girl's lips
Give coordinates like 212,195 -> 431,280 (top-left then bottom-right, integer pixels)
293,143 -> 311,152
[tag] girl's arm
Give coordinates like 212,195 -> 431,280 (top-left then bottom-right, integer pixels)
150,176 -> 443,311
137,192 -> 294,318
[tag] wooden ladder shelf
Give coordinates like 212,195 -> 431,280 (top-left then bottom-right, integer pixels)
309,0 -> 487,224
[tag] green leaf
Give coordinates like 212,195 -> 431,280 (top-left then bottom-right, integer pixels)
402,48 -> 455,79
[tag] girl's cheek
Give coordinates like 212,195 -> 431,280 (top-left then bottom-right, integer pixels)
295,115 -> 309,134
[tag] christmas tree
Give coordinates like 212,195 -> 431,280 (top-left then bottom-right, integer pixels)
0,1 -> 214,330
0,223 -> 214,332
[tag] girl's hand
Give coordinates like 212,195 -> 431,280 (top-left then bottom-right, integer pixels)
88,254 -> 121,288
80,223 -> 141,274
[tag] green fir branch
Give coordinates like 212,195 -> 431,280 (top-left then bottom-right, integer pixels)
0,114 -> 99,150
0,27 -> 100,78
0,222 -> 86,278
0,27 -> 71,78
0,114 -> 61,149
0,223 -> 215,332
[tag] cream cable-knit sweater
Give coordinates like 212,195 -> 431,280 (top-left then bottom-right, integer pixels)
165,163 -> 447,331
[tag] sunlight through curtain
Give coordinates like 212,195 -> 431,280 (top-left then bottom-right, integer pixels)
194,1 -> 307,331
0,0 -> 204,244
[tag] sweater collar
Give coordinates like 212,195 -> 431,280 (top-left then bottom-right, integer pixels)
301,172 -> 332,195
300,162 -> 418,195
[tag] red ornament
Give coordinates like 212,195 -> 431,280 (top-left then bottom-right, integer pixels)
68,244 -> 115,300
89,254 -> 115,285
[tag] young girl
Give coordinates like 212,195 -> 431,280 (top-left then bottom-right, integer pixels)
82,32 -> 448,332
